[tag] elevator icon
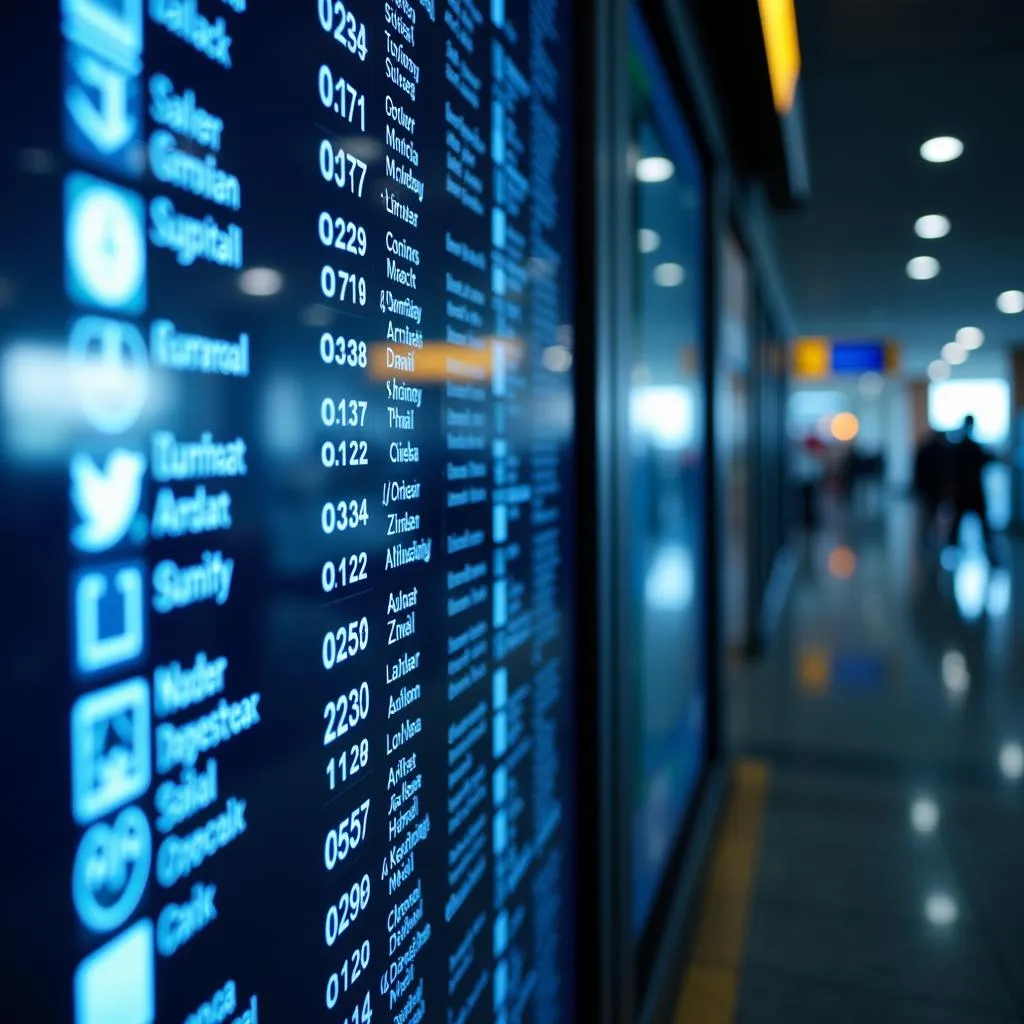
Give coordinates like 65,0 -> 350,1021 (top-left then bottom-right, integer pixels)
72,560 -> 147,678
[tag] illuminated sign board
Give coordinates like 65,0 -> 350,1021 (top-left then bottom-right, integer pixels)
0,2 -> 579,1021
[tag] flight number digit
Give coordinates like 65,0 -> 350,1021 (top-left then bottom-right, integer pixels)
320,498 -> 369,534
321,439 -> 369,469
319,140 -> 367,197
321,551 -> 369,592
320,264 -> 368,306
340,992 -> 373,1024
319,332 -> 367,369
323,799 -> 371,872
324,873 -> 371,947
317,0 -> 368,62
318,212 -> 368,256
321,617 -> 370,670
326,737 -> 369,791
322,682 -> 370,746
318,65 -> 366,131
321,398 -> 368,428
325,939 -> 371,1010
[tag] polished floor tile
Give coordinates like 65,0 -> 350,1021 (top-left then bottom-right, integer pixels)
727,500 -> 1024,1022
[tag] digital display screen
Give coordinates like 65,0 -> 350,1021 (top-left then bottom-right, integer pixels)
0,2 -> 577,1021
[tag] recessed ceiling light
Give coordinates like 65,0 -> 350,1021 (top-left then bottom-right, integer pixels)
914,214 -> 950,240
652,262 -> 686,287
238,267 -> 284,296
906,256 -> 940,280
636,156 -> 675,183
955,326 -> 984,350
920,136 -> 964,163
638,229 -> 661,253
941,341 -> 967,365
928,359 -> 951,381
999,742 -> 1024,780
997,289 -> 1024,314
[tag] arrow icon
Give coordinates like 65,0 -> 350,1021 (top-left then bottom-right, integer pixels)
66,51 -> 137,156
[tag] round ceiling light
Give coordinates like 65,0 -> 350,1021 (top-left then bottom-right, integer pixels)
941,341 -> 967,365
652,262 -> 686,287
914,214 -> 950,240
928,359 -> 951,381
955,326 -> 984,350
906,256 -> 940,280
997,289 -> 1024,314
920,136 -> 964,163
637,228 -> 661,254
635,156 -> 675,183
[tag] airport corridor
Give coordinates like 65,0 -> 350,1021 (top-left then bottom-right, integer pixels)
678,501 -> 1024,1023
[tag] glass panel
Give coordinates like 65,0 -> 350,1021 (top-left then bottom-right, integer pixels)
628,6 -> 708,938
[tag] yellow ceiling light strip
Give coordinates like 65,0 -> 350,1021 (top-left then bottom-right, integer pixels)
758,0 -> 802,116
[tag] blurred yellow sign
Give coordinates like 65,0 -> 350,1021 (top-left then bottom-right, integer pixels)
758,0 -> 801,116
792,336 -> 829,378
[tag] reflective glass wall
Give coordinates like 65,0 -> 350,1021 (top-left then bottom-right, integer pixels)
627,5 -> 708,941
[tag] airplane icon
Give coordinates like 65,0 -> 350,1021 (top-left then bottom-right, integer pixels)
71,449 -> 146,553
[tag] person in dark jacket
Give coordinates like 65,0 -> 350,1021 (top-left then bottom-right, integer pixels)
947,415 -> 997,560
913,428 -> 951,548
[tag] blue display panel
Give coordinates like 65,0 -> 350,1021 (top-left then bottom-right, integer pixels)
0,3 -> 577,1020
628,6 -> 708,938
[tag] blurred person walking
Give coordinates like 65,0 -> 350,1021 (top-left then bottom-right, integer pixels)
913,428 -> 950,550
947,415 -> 999,562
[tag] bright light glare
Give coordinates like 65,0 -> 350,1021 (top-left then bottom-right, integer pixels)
638,229 -> 661,254
928,360 -> 951,382
955,326 -> 984,350
830,411 -> 859,442
652,262 -> 686,287
644,544 -> 695,611
924,892 -> 959,927
997,290 -> 1024,315
929,379 -> 1010,444
954,557 -> 988,621
920,136 -> 964,163
631,385 -> 695,449
907,256 -> 940,280
238,267 -> 284,296
636,156 -> 675,182
941,651 -> 969,697
941,342 -> 967,366
859,371 -> 885,398
915,214 -> 950,240
910,797 -> 940,834
541,345 -> 573,373
999,742 -> 1024,780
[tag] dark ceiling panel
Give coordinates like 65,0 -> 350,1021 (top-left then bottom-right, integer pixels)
774,0 -> 1024,363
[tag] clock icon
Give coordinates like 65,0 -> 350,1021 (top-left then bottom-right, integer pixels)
65,171 -> 146,314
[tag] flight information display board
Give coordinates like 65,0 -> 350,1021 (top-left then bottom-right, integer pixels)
0,2 -> 577,1021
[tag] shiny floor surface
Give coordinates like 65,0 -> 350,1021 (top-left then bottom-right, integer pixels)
729,500 -> 1024,1023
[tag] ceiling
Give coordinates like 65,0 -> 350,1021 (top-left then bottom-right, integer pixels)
773,0 -> 1024,374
